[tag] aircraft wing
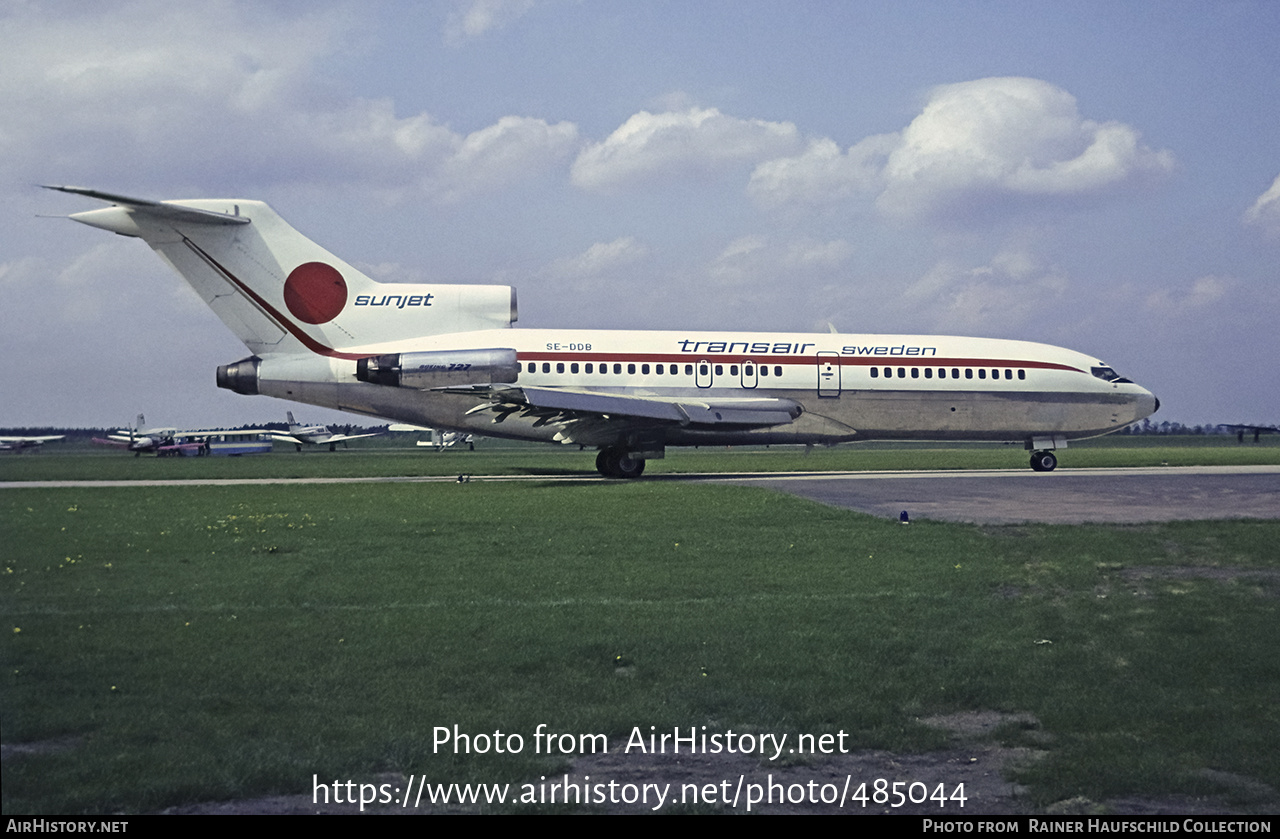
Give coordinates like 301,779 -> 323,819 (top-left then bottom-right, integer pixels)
91,437 -> 131,449
0,435 -> 64,450
451,384 -> 804,446
270,433 -> 305,445
322,432 -> 382,444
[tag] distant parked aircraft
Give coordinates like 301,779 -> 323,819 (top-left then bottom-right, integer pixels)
388,423 -> 475,450
93,415 -> 271,456
271,411 -> 380,451
1220,424 -> 1280,444
0,434 -> 64,452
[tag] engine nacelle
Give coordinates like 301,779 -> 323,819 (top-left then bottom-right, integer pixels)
217,356 -> 261,395
356,348 -> 520,389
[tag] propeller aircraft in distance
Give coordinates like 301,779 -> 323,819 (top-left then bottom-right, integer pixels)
93,415 -> 272,457
271,411 -> 381,451
0,434 -> 64,453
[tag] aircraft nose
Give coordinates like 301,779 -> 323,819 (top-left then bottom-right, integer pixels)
1136,388 -> 1159,421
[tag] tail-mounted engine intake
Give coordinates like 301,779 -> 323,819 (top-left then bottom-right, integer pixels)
356,348 -> 520,389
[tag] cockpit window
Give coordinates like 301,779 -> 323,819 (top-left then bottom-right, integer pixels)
1091,366 -> 1133,384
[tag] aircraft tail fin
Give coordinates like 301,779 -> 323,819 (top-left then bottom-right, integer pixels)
50,186 -> 517,358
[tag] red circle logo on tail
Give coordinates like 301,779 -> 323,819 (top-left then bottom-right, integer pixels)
284,262 -> 348,324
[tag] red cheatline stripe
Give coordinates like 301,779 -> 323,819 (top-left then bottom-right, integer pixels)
518,351 -> 1078,372
183,239 -> 368,360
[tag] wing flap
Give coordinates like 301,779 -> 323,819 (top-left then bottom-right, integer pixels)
447,384 -> 802,430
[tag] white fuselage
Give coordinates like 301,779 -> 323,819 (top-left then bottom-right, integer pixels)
252,327 -> 1157,449
289,425 -> 335,444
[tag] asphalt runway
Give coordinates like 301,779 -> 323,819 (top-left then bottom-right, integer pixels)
720,465 -> 1280,525
4,465 -> 1277,525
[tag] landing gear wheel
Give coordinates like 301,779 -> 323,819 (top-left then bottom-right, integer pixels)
596,447 -> 645,479
1029,451 -> 1058,472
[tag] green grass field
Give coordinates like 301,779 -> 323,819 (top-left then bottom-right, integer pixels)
3,433 -> 1278,482
2,440 -> 1278,813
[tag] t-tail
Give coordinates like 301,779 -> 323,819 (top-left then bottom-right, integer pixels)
49,186 -> 517,359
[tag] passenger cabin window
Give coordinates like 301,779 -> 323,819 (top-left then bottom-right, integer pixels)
542,363 -> 551,373
870,368 -> 879,378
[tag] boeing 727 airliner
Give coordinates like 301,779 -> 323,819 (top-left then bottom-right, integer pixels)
49,186 -> 1158,478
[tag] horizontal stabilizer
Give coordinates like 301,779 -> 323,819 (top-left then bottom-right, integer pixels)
45,185 -> 250,225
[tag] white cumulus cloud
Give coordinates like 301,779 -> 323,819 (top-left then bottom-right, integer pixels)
445,0 -> 537,43
1145,275 -> 1238,313
880,77 -> 1175,216
0,3 -> 577,201
750,77 -> 1175,219
1243,174 -> 1280,236
710,235 -> 853,287
748,135 -> 895,206
902,247 -> 1069,334
571,107 -> 802,191
548,237 -> 650,279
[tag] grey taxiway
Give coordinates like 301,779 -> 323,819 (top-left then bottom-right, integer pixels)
4,465 -> 1276,525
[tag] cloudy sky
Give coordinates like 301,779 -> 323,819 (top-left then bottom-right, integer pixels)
3,0 -> 1277,430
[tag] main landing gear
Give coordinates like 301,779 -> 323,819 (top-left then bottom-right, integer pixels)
1029,450 -> 1058,472
596,447 -> 645,479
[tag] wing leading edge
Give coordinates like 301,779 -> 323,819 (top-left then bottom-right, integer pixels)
448,384 -> 806,446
